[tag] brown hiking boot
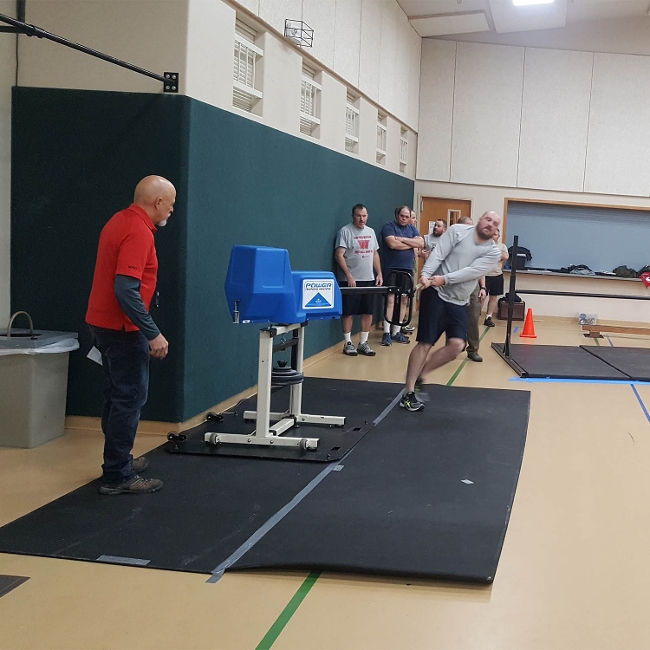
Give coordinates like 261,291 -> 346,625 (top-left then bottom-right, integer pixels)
99,476 -> 163,495
131,457 -> 149,473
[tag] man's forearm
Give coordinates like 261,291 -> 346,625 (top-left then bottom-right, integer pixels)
114,275 -> 161,341
335,252 -> 353,280
395,236 -> 424,248
385,240 -> 411,250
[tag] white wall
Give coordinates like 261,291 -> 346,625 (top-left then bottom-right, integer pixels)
257,31 -> 302,135
418,38 -> 650,199
358,97 -> 378,163
450,42 -> 524,188
0,0 -> 14,324
185,0 -> 235,108
319,71 -> 346,153
517,47 -> 592,192
232,0 -> 420,131
18,1 -> 188,93
584,53 -> 650,197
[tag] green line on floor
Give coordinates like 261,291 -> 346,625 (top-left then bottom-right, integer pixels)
594,338 -> 600,346
256,571 -> 321,650
446,326 -> 490,386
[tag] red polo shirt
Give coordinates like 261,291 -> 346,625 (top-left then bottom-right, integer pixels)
86,204 -> 158,331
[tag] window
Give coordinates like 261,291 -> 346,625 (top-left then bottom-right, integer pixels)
345,92 -> 359,154
233,20 -> 263,113
376,112 -> 387,165
400,127 -> 408,173
300,64 -> 321,138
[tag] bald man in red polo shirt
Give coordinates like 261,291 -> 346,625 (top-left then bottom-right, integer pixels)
87,175 -> 175,495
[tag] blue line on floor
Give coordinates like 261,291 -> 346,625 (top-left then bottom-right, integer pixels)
513,327 -> 519,333
593,337 -> 650,425
631,385 -> 650,424
508,377 -> 650,385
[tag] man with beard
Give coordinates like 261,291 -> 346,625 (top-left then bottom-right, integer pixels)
421,219 -> 447,259
399,211 -> 502,412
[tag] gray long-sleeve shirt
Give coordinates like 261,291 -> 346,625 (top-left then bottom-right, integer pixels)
421,224 -> 501,305
114,274 -> 160,340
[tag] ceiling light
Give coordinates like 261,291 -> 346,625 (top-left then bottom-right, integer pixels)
512,0 -> 555,5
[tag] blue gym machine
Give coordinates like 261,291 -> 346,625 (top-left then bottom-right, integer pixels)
204,245 -> 415,453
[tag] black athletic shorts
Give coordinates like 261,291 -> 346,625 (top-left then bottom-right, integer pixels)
485,274 -> 504,296
339,280 -> 376,315
417,287 -> 469,345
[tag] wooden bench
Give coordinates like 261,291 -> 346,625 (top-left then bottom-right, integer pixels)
582,324 -> 650,338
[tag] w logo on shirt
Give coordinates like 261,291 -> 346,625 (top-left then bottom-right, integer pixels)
358,239 -> 370,250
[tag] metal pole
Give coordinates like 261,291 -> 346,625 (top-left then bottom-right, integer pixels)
515,289 -> 650,301
0,12 -> 178,91
504,235 -> 519,358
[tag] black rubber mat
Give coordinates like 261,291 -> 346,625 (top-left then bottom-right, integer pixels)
581,346 -> 650,381
0,380 -> 529,583
0,575 -> 29,598
165,377 -> 396,461
0,379 -> 401,574
231,384 -> 530,583
492,343 -> 630,380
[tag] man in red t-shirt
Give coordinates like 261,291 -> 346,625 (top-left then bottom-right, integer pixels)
87,175 -> 175,495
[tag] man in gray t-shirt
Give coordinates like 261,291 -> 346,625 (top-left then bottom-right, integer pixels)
399,211 -> 502,412
335,204 -> 382,357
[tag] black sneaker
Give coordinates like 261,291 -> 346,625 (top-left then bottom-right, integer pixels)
484,317 -> 495,328
99,476 -> 163,495
399,391 -> 425,412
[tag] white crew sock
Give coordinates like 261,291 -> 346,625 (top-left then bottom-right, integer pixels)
391,325 -> 400,336
360,331 -> 369,343
344,332 -> 352,343
383,321 -> 391,334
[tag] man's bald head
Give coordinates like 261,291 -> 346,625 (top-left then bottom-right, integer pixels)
475,211 -> 501,241
134,176 -> 176,226
458,215 -> 473,225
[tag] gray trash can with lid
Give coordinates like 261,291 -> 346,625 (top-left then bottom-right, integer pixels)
0,311 -> 79,448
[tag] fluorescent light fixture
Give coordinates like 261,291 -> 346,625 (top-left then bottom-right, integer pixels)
512,0 -> 554,5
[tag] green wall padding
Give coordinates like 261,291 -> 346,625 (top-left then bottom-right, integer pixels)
182,100 -> 414,419
11,87 -> 189,422
11,87 -> 414,422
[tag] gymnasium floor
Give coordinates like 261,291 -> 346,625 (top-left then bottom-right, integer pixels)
2,316 -> 650,650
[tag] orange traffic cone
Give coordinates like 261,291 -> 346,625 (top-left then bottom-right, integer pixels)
520,308 -> 537,339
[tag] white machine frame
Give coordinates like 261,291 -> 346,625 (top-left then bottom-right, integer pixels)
204,323 -> 345,450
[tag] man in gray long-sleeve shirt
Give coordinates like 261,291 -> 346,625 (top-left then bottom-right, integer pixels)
399,211 -> 502,412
